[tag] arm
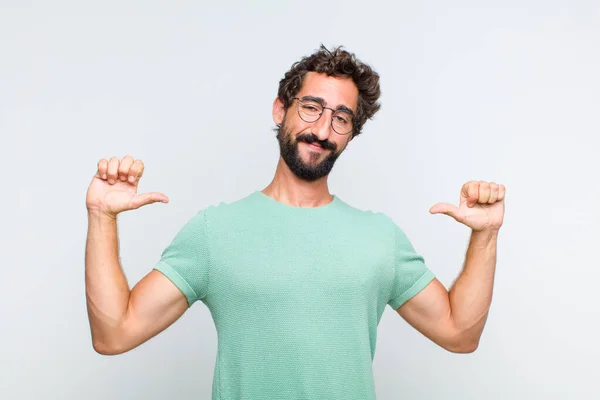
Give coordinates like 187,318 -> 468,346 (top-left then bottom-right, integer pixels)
86,210 -> 188,355
396,229 -> 498,353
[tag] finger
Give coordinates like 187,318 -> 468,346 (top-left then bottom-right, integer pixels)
488,182 -> 499,203
463,181 -> 479,207
429,203 -> 459,219
497,184 -> 506,201
118,155 -> 135,182
478,181 -> 491,204
129,192 -> 169,209
97,158 -> 108,179
107,157 -> 120,184
128,159 -> 145,183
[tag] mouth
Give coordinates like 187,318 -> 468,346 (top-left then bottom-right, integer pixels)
303,142 -> 325,151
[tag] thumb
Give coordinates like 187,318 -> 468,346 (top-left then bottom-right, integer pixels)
129,192 -> 170,210
429,203 -> 459,219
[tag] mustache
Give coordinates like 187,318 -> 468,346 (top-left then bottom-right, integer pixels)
296,133 -> 337,151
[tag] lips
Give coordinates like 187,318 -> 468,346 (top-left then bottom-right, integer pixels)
301,141 -> 324,151
296,133 -> 335,151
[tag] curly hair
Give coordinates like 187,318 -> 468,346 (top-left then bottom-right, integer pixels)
277,45 -> 381,138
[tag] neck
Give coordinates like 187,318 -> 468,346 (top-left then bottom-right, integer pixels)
261,157 -> 333,208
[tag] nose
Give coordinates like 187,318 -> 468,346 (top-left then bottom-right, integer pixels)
311,109 -> 334,141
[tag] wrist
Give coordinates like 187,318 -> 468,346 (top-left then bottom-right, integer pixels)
472,226 -> 499,236
470,228 -> 499,245
87,207 -> 117,221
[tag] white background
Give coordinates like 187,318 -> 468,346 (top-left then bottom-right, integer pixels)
1,1 -> 599,399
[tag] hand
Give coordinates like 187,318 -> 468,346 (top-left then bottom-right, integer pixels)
429,180 -> 506,232
86,155 -> 169,218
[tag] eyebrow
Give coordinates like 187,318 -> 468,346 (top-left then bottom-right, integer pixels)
301,95 -> 356,117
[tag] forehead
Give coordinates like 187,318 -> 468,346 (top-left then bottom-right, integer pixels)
296,72 -> 359,112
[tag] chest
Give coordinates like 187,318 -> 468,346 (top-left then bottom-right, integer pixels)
206,225 -> 394,306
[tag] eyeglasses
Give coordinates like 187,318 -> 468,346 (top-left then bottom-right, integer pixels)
292,97 -> 355,135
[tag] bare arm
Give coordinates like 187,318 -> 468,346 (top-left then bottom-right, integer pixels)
397,229 -> 498,353
86,210 -> 188,355
85,155 -> 187,355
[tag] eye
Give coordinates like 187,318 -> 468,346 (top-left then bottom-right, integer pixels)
300,104 -> 322,116
335,114 -> 350,125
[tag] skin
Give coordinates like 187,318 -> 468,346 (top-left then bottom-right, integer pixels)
400,181 -> 505,353
85,71 -> 506,355
86,156 -> 186,355
263,72 -> 358,206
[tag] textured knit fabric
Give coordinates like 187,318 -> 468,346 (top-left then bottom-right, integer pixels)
154,191 -> 435,400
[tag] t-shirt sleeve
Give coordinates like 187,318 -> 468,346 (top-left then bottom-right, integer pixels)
153,210 -> 212,307
388,224 -> 435,310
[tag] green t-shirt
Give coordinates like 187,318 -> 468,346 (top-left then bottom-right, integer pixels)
154,191 -> 435,400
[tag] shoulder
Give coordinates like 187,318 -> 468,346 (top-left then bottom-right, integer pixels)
335,198 -> 420,247
334,197 -> 400,235
190,191 -> 261,228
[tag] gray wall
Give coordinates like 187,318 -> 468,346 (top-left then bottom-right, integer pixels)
1,1 -> 598,399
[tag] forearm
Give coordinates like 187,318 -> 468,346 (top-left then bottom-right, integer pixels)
85,210 -> 131,351
448,229 -> 498,346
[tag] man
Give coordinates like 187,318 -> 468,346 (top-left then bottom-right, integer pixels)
85,45 -> 505,399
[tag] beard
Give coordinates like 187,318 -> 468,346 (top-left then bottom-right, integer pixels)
276,118 -> 343,182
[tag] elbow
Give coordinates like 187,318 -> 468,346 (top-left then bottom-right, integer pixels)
441,332 -> 480,354
89,318 -> 133,355
92,343 -> 112,355
447,340 -> 479,354
92,339 -> 126,355
91,331 -> 129,355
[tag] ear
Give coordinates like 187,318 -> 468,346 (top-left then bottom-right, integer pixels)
272,97 -> 285,125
